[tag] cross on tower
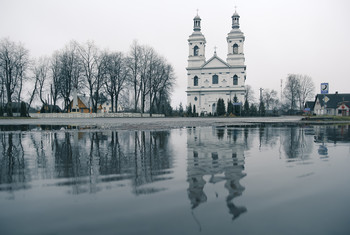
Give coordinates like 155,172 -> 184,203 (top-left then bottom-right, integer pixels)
196,9 -> 199,15
214,46 -> 217,54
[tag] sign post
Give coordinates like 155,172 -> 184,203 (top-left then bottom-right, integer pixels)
321,83 -> 329,115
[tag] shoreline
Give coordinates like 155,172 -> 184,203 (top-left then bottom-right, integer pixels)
1,116 -> 349,131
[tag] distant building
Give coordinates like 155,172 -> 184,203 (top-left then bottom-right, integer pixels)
304,101 -> 315,115
313,92 -> 350,116
40,104 -> 62,113
99,101 -> 124,113
69,95 -> 100,113
186,10 -> 246,115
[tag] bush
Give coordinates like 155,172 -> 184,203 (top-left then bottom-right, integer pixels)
20,101 -> 27,117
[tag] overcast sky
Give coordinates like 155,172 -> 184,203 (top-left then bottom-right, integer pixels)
1,0 -> 349,107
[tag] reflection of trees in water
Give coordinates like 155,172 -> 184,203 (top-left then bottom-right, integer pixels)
0,130 -> 173,196
0,132 -> 28,193
283,126 -> 313,160
257,124 -> 281,149
187,127 -> 247,221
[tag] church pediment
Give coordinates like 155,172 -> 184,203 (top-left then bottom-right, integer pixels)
201,55 -> 230,69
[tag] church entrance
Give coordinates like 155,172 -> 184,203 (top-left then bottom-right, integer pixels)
212,103 -> 216,115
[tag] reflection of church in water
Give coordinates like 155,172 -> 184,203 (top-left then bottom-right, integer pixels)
186,127 -> 247,220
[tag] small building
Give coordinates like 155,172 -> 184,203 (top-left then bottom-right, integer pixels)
40,104 -> 62,113
69,95 -> 92,113
313,92 -> 350,116
304,101 -> 315,115
100,101 -> 124,113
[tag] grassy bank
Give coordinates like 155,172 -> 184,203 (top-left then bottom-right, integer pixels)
302,115 -> 350,121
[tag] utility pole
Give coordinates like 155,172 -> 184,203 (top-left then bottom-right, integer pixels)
259,88 -> 263,116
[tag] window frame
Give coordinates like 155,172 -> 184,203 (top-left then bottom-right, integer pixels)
212,74 -> 219,84
193,76 -> 199,86
233,75 -> 238,85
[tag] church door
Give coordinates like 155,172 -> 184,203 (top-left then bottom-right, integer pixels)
212,103 -> 216,115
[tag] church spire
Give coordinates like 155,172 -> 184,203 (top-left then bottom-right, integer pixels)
193,10 -> 201,31
232,7 -> 240,29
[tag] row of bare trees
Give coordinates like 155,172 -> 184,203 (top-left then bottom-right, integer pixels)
239,74 -> 315,116
0,38 -> 175,116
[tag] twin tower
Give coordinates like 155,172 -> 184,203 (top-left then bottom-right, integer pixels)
186,10 -> 246,115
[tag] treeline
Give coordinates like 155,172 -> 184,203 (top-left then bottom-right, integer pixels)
175,73 -> 315,117
0,38 -> 175,116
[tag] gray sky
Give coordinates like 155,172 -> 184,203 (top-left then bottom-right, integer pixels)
1,0 -> 349,107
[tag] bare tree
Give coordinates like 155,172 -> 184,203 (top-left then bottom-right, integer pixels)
104,52 -> 129,112
26,64 -> 40,115
93,51 -> 108,111
151,62 -> 175,115
76,41 -> 107,112
262,89 -> 279,110
58,41 -> 82,112
0,38 -> 29,116
49,52 -> 62,112
283,74 -> 301,112
297,74 -> 315,110
127,40 -> 142,112
140,46 -> 156,114
244,85 -> 255,104
33,57 -> 49,109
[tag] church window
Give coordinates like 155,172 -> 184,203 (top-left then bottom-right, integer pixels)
194,97 -> 198,101
233,75 -> 238,85
194,46 -> 199,56
233,43 -> 238,54
194,76 -> 198,86
212,75 -> 218,84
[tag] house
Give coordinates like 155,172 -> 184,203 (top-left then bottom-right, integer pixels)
40,104 -> 62,113
304,101 -> 315,115
100,101 -> 125,113
69,95 -> 92,113
69,95 -> 104,113
313,92 -> 350,116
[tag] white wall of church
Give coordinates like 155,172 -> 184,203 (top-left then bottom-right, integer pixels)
188,92 -> 245,115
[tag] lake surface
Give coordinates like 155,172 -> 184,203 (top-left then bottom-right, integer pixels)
0,124 -> 349,235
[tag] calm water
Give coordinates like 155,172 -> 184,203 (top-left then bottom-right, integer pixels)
0,124 -> 349,235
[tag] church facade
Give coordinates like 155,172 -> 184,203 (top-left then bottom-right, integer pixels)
186,10 -> 246,115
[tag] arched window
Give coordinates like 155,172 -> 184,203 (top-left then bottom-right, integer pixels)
193,76 -> 198,86
233,75 -> 238,85
212,75 -> 218,84
233,43 -> 238,54
193,46 -> 199,56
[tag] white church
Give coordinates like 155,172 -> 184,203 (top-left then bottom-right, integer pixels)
186,10 -> 246,115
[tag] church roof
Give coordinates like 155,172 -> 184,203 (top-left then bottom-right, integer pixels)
201,53 -> 231,69
194,14 -> 201,20
232,11 -> 240,17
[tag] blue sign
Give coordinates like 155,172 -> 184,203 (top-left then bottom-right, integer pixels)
233,102 -> 242,106
321,83 -> 329,94
304,108 -> 311,112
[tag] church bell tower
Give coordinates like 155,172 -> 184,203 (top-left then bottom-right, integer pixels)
187,12 -> 206,68
226,10 -> 245,66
